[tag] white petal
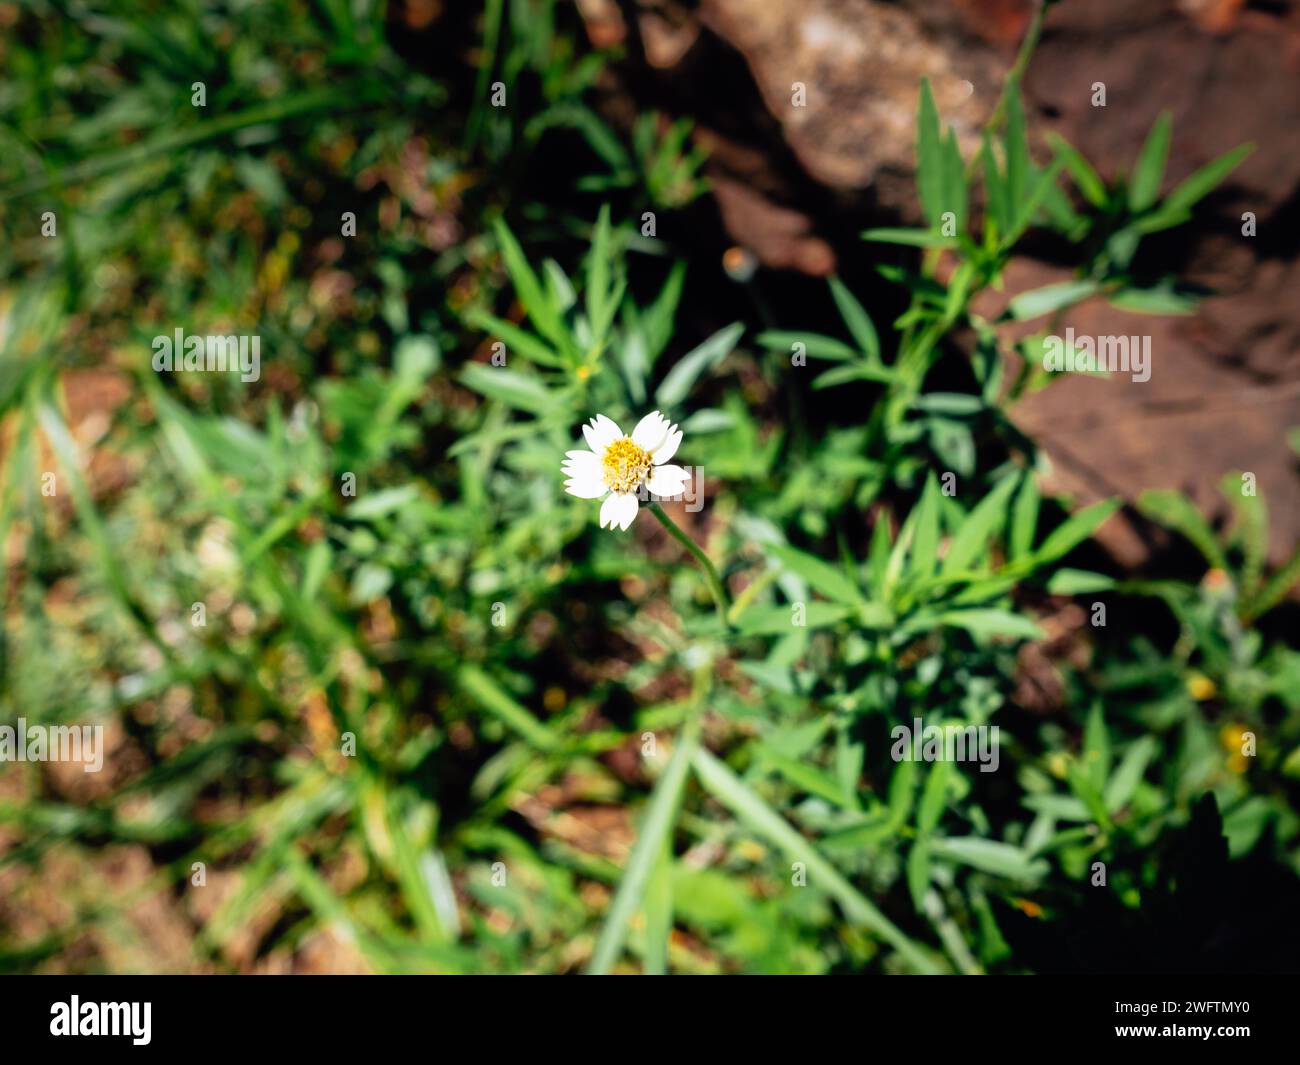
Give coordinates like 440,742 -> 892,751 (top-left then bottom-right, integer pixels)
563,449 -> 607,499
632,410 -> 671,453
652,427 -> 683,465
583,414 -> 623,455
599,492 -> 639,531
646,464 -> 689,497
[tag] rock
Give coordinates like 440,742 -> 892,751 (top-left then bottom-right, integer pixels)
699,0 -> 1005,195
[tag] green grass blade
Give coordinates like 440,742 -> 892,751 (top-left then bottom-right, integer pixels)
691,746 -> 944,973
587,724 -> 697,974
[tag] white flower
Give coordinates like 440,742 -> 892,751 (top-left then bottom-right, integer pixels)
562,411 -> 690,531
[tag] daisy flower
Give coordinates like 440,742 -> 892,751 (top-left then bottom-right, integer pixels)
562,411 -> 690,530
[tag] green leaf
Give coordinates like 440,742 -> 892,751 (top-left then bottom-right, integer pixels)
1003,81 -> 1029,208
914,392 -> 983,415
1104,737 -> 1157,813
1006,158 -> 1066,246
828,277 -> 880,362
930,609 -> 1045,641
641,839 -> 673,976
980,133 -> 1009,238
860,227 -> 957,249
907,841 -> 931,911
346,484 -> 419,520
811,363 -> 896,389
911,473 -> 942,580
1129,206 -> 1193,235
457,666 -> 561,751
1066,759 -> 1111,827
640,261 -> 687,363
460,363 -> 555,414
1249,545 -> 1300,620
755,743 -> 857,809
1082,703 -> 1111,794
1009,472 -> 1040,560
1129,111 -> 1171,212
1222,470 -> 1268,598
942,127 -> 967,231
1163,142 -> 1254,214
1031,498 -> 1121,567
1047,132 -> 1106,208
1007,280 -> 1099,321
654,322 -> 744,407
867,512 -> 893,596
587,725 -> 697,974
736,602 -> 852,635
492,218 -> 565,347
930,837 -> 1048,881
1046,568 -> 1116,595
941,474 -> 1019,575
1107,285 -> 1197,315
1136,489 -> 1227,571
917,760 -> 951,836
585,204 -> 613,344
691,747 -> 943,973
916,79 -> 944,228
770,543 -> 862,606
756,330 -> 857,362
888,756 -> 918,828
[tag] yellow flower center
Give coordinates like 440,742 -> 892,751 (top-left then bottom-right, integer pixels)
601,437 -> 653,494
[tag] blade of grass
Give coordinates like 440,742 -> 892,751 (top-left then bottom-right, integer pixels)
587,722 -> 698,974
690,746 -> 944,973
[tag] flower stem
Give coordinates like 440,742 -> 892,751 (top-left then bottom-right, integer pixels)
647,501 -> 730,629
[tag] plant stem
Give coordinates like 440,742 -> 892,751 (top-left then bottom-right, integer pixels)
648,501 -> 730,629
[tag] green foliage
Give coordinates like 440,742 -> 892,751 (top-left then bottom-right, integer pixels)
0,1 -> 1293,977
